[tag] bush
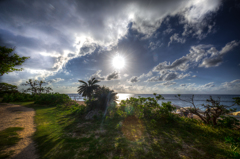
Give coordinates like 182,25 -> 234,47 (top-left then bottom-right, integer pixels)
34,93 -> 72,106
2,93 -> 35,102
117,93 -> 176,120
225,136 -> 240,158
218,116 -> 240,129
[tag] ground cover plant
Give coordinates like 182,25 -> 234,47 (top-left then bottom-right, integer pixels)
0,127 -> 24,159
13,93 -> 240,159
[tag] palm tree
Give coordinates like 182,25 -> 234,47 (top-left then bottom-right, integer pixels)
77,78 -> 100,99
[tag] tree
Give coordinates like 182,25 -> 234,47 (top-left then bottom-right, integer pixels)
92,86 -> 118,111
176,95 -> 236,125
0,46 -> 29,76
0,83 -> 18,92
77,78 -> 100,99
22,79 -> 53,95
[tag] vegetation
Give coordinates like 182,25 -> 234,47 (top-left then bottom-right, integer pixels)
0,83 -> 19,97
176,95 -> 238,125
10,93 -> 239,159
22,79 -> 53,94
34,93 -> 80,108
85,86 -> 118,112
0,127 -> 24,159
77,78 -> 100,99
2,93 -> 35,103
0,46 -> 29,76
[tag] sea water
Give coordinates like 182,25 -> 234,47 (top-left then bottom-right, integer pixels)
67,93 -> 240,111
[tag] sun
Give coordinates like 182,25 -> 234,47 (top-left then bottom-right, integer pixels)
112,54 -> 125,69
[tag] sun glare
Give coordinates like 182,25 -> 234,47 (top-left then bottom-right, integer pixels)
112,55 -> 125,69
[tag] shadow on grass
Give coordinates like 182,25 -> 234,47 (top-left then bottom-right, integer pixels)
23,102 -> 239,159
145,116 -> 237,158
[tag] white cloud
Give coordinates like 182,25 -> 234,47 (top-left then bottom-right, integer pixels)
192,75 -> 196,77
146,71 -> 190,82
168,33 -> 186,46
123,74 -> 129,77
0,0 -> 222,84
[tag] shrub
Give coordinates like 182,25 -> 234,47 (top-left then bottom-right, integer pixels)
225,136 -> 240,158
218,116 -> 240,129
117,93 -> 176,120
34,93 -> 72,106
2,93 -> 35,102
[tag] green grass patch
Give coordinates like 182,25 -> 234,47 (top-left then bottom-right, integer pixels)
15,102 -> 240,159
0,127 -> 24,159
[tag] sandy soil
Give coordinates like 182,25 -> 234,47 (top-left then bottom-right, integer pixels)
0,103 -> 38,159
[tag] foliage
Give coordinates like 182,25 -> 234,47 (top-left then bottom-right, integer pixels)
225,136 -> 240,158
176,95 -> 236,126
0,127 -> 24,158
0,83 -> 19,97
0,46 -> 29,76
22,97 -> 240,159
77,78 -> 100,99
34,93 -> 73,106
117,93 -> 176,120
218,116 -> 240,129
22,79 -> 53,95
234,97 -> 240,106
0,83 -> 17,92
2,93 -> 35,102
93,86 -> 118,111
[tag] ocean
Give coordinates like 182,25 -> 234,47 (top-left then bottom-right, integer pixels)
67,93 -> 240,111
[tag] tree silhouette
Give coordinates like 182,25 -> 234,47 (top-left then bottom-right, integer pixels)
0,46 -> 29,76
77,78 -> 100,99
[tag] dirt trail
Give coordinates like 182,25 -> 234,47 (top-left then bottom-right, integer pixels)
0,103 -> 38,159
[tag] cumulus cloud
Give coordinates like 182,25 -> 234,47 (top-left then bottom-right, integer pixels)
199,40 -> 240,68
155,81 -> 176,87
0,0 -> 222,84
153,57 -> 189,72
47,78 -> 64,84
180,84 -> 186,87
146,71 -> 190,82
202,82 -> 215,88
89,70 -> 120,81
168,33 -> 186,46
152,40 -> 239,73
106,71 -> 119,80
221,79 -> 240,89
89,70 -> 105,81
192,75 -> 196,77
123,74 -> 129,77
128,76 -> 140,83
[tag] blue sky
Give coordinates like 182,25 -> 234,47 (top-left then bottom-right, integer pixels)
1,0 -> 240,94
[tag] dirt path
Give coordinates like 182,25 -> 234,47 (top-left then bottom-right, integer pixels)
0,103 -> 38,159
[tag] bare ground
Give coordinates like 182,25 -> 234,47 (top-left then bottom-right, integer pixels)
0,103 -> 38,159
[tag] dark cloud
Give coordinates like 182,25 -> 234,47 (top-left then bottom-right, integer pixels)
128,76 -> 140,83
89,70 -> 105,81
146,71 -> 190,82
180,84 -> 186,87
106,71 -> 119,80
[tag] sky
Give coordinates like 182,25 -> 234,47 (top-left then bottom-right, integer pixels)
0,0 -> 240,94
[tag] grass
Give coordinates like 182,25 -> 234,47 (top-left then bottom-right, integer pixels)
0,127 -> 24,159
12,102 -> 240,159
